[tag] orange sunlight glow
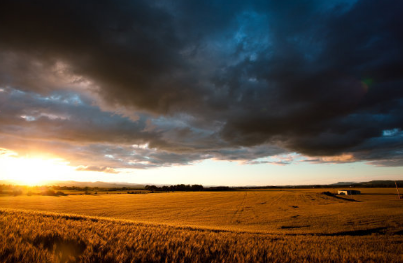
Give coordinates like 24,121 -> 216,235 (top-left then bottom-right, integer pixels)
0,154 -> 73,186
321,154 -> 355,163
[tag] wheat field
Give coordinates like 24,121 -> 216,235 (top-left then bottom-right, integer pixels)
1,188 -> 402,234
1,188 -> 403,262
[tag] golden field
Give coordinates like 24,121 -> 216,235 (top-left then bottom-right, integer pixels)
0,188 -> 402,234
1,188 -> 403,262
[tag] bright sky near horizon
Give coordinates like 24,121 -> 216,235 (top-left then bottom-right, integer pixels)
0,0 -> 402,186
0,152 -> 401,186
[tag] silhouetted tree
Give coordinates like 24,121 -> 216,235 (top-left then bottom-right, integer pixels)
145,185 -> 159,192
191,185 -> 204,191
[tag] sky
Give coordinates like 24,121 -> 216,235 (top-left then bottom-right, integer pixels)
0,0 -> 402,186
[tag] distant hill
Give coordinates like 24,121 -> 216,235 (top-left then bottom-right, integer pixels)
239,180 -> 403,189
353,180 -> 403,188
328,180 -> 402,188
330,182 -> 357,186
49,181 -> 145,188
0,180 -> 145,188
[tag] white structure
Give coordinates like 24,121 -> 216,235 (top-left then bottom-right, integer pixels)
338,190 -> 361,195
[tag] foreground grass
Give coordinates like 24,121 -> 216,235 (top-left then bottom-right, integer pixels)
1,209 -> 403,263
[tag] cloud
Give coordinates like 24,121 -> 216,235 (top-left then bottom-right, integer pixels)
0,87 -> 164,146
0,87 -> 285,169
0,148 -> 17,157
0,0 -> 402,170
76,166 -> 119,174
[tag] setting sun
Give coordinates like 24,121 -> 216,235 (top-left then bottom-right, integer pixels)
0,155 -> 72,186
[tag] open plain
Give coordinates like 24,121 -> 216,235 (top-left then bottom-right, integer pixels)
1,188 -> 403,262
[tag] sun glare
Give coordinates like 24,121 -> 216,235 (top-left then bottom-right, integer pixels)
1,155 -> 72,186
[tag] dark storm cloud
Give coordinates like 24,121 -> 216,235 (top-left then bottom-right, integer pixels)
0,87 -> 283,169
0,87 -> 163,146
0,0 -> 206,113
0,0 -> 403,168
211,145 -> 287,161
214,0 -> 403,160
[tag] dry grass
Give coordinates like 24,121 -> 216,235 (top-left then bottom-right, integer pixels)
1,209 -> 403,263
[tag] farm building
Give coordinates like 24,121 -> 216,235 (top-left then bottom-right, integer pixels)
338,190 -> 361,195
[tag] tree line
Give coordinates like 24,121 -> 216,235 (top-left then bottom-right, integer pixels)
145,184 -> 232,192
